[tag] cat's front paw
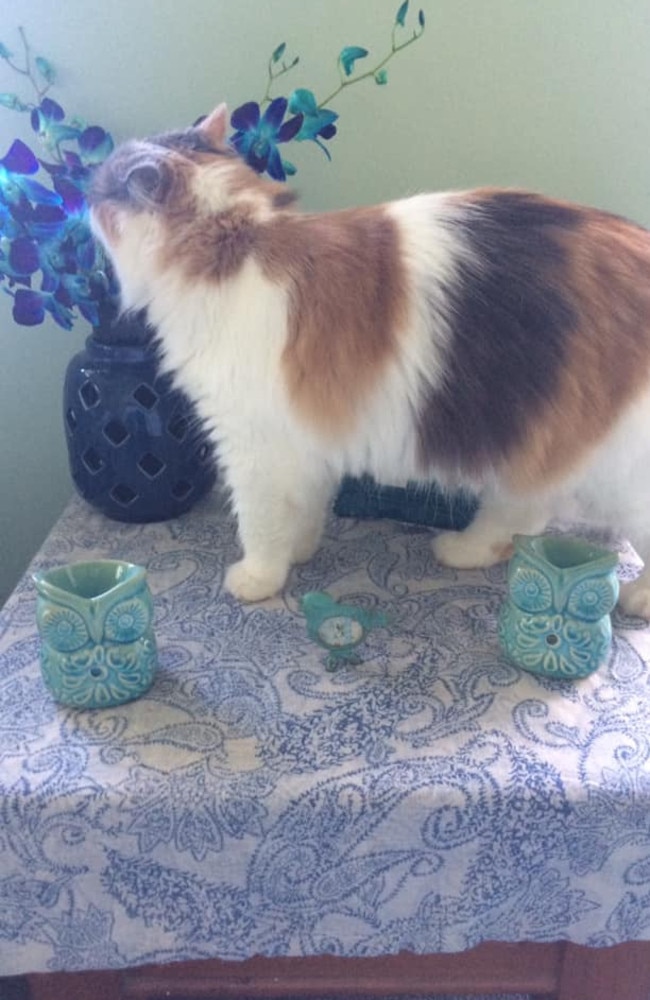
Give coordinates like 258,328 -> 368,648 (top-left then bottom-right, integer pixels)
432,529 -> 514,569
225,559 -> 288,602
619,578 -> 650,620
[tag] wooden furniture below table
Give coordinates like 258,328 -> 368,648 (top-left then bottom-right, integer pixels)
26,940 -> 650,1000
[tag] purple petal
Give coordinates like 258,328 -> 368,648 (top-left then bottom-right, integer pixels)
54,177 -> 86,213
40,270 -> 59,292
76,238 -> 97,271
1,139 -> 39,175
78,127 -> 114,164
6,195 -> 32,222
79,126 -> 107,151
38,159 -> 67,177
9,237 -> 40,275
24,203 -> 67,240
319,123 -> 337,140
18,177 -> 63,206
40,98 -> 65,121
277,114 -> 303,143
230,102 -> 261,131
265,145 -> 286,182
13,288 -> 45,325
263,97 -> 288,131
32,204 -> 67,224
64,151 -> 84,171
245,146 -> 269,174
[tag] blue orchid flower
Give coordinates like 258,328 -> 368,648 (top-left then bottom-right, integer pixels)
30,98 -> 82,157
288,89 -> 338,159
229,97 -> 303,181
0,87 -> 121,328
77,125 -> 114,166
0,139 -> 62,207
8,235 -> 39,276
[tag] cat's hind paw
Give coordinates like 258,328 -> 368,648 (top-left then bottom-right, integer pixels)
432,529 -> 514,569
225,559 -> 287,603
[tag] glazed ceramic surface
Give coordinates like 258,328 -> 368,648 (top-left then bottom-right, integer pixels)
33,560 -> 157,707
64,312 -> 216,523
499,534 -> 619,679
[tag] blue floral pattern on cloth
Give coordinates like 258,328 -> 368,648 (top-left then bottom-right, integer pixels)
1,494 -> 649,975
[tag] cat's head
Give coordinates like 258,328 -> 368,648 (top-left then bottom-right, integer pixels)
88,103 -> 295,308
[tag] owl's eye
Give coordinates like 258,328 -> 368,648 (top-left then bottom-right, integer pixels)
39,607 -> 89,652
509,566 -> 553,613
104,598 -> 151,642
566,576 -> 618,621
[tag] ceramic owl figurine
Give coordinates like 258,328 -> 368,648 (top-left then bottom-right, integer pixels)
301,591 -> 388,670
498,534 -> 619,679
33,560 -> 157,707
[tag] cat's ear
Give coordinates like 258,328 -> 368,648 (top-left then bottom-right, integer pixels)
198,103 -> 230,146
126,158 -> 172,208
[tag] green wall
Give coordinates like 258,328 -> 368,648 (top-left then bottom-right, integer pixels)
1,0 -> 649,602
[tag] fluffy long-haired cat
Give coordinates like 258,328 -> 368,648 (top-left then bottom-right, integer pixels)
89,103 -> 650,614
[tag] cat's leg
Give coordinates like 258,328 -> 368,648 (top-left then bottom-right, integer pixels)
224,449 -> 333,602
432,488 -> 551,569
292,492 -> 332,564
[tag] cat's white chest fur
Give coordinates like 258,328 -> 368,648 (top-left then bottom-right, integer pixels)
150,260 -> 294,435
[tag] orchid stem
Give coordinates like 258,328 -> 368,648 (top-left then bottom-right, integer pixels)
318,24 -> 424,109
261,56 -> 299,107
4,27 -> 52,104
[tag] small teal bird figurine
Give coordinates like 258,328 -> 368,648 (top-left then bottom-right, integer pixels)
301,591 -> 388,670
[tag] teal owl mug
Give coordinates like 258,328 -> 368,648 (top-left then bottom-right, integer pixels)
33,560 -> 157,708
498,535 -> 619,679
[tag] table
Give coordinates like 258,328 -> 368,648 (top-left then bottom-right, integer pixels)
2,492 -> 650,997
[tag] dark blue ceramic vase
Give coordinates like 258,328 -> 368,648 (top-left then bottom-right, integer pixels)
63,310 -> 216,522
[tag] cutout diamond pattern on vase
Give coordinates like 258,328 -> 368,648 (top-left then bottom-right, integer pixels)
132,383 -> 158,410
82,447 -> 104,474
78,380 -> 100,409
64,321 -> 217,522
103,419 -> 130,446
171,480 -> 193,500
138,453 -> 165,479
110,483 -> 138,506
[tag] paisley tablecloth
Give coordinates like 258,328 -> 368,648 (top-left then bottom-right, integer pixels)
1,492 -> 650,975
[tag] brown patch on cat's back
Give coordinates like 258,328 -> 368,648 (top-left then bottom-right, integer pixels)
152,160 -> 257,282
505,210 -> 650,490
156,160 -> 294,284
256,205 -> 408,436
162,203 -> 257,282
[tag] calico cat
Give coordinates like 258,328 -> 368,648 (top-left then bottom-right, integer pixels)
89,103 -> 650,613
